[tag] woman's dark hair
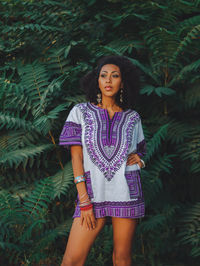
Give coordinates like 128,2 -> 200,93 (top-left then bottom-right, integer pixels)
80,55 -> 141,110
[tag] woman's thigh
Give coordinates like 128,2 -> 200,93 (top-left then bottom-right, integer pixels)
61,217 -> 106,266
112,217 -> 138,254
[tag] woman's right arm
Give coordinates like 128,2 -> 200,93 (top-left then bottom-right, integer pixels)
71,145 -> 96,230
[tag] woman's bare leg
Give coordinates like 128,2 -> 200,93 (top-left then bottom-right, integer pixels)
61,217 -> 106,266
112,217 -> 138,266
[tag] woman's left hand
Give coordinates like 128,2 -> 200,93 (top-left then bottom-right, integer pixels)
126,153 -> 143,168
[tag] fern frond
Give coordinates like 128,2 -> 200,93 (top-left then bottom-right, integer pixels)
0,144 -> 53,169
184,81 -> 200,108
177,134 -> 200,162
151,153 -> 175,174
141,85 -> 176,97
0,131 -> 40,151
20,219 -> 46,243
169,59 -> 200,85
27,217 -> 72,263
126,57 -> 160,84
0,113 -> 35,131
142,169 -> 163,205
101,12 -> 147,28
172,24 -> 200,60
18,61 -> 50,115
0,79 -> 32,115
33,104 -> 68,134
190,161 -> 200,173
104,39 -> 144,55
0,240 -> 21,252
62,95 -> 86,105
178,14 -> 200,33
140,214 -> 167,232
178,202 -> 200,257
46,46 -> 71,75
22,176 -> 53,220
38,75 -> 66,112
145,124 -> 169,160
51,160 -> 73,199
167,121 -> 193,144
142,153 -> 174,205
0,190 -> 23,224
143,26 -> 179,72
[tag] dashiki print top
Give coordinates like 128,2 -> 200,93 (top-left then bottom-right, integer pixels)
59,102 -> 147,219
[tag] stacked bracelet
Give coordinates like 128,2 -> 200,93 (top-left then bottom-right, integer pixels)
79,197 -> 91,207
79,193 -> 93,211
75,177 -> 93,211
74,175 -> 85,184
79,200 -> 90,206
80,203 -> 93,211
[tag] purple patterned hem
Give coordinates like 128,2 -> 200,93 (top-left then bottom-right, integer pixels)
59,121 -> 82,148
59,141 -> 82,145
73,200 -> 145,219
59,141 -> 82,150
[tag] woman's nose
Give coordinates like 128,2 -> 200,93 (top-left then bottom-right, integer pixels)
105,76 -> 111,82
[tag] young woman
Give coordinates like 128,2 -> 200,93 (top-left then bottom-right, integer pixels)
59,55 -> 146,266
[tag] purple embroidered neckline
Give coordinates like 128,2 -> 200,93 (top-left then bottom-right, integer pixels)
77,102 -> 140,181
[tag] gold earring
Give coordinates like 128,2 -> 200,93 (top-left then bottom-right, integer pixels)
120,88 -> 123,103
97,93 -> 102,104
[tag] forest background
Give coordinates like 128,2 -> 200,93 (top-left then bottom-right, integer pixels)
0,0 -> 200,265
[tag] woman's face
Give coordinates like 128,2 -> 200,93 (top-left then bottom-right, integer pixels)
98,64 -> 123,99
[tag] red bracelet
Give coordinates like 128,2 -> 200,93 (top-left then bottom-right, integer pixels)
80,204 -> 93,211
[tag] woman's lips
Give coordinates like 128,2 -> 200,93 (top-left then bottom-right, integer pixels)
105,86 -> 112,91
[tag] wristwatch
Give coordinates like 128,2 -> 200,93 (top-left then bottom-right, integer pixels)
140,159 -> 145,168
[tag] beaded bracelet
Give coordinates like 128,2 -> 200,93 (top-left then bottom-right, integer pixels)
74,175 -> 85,180
80,203 -> 91,208
74,175 -> 85,184
79,196 -> 91,206
80,203 -> 93,211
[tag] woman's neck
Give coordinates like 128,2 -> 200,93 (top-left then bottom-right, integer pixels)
97,97 -> 122,112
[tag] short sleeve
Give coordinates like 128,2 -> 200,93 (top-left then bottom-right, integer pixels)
136,118 -> 147,158
59,105 -> 82,148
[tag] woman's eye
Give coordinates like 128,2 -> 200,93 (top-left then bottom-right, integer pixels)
100,74 -> 119,78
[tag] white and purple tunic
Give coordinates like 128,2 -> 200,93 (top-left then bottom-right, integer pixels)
59,102 -> 146,219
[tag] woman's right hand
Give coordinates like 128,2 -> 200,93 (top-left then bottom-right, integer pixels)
80,208 -> 96,230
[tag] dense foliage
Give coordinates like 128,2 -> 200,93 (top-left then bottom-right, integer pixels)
0,0 -> 200,265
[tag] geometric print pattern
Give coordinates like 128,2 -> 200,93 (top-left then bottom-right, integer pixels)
73,199 -> 145,219
59,121 -> 82,147
78,102 -> 141,181
124,170 -> 143,199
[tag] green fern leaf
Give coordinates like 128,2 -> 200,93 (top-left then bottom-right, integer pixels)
170,59 -> 200,85
0,144 -> 53,169
178,202 -> 200,257
22,177 -> 53,220
145,124 -> 169,160
33,104 -> 68,134
0,113 -> 35,131
141,86 -> 176,97
51,160 -> 73,199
